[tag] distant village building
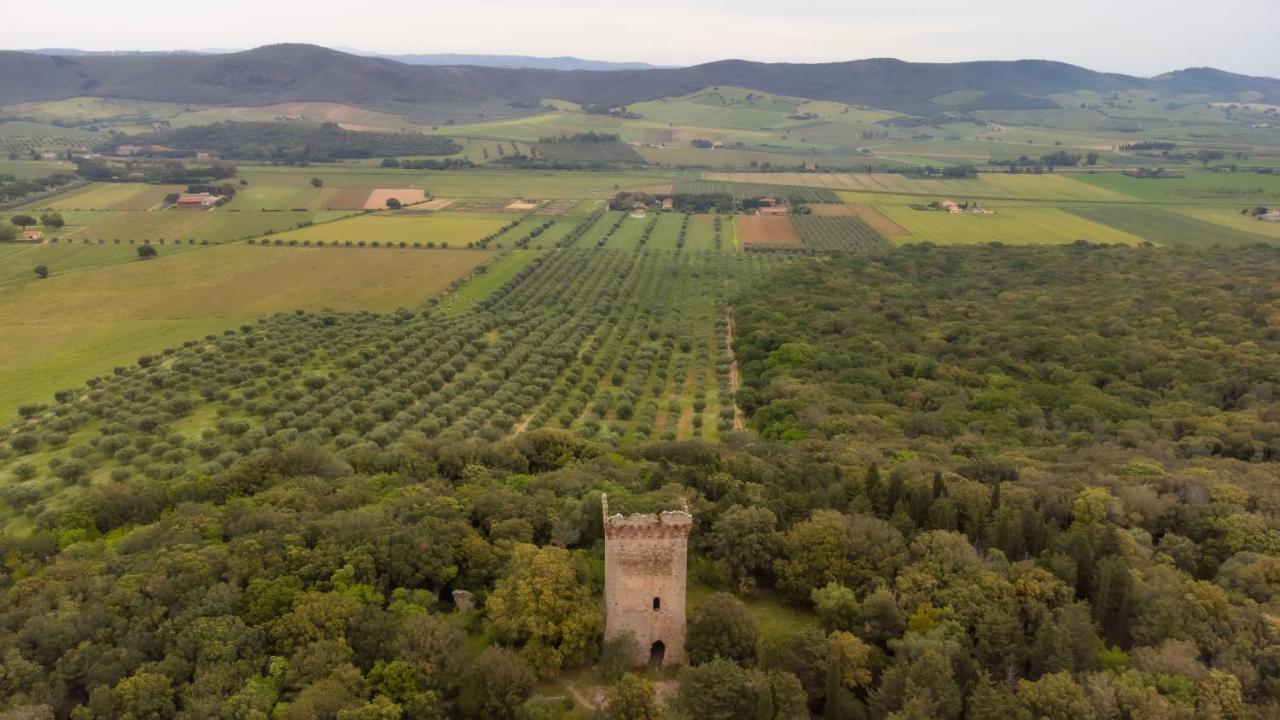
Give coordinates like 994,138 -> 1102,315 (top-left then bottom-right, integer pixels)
602,495 -> 691,667
175,192 -> 220,209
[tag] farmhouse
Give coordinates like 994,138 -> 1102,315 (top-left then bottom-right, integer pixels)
22,230 -> 44,241
175,192 -> 220,209
942,200 -> 964,214
758,205 -> 789,216
1261,212 -> 1280,223
661,198 -> 674,211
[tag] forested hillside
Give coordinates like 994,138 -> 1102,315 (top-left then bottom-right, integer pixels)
0,44 -> 1277,113
1,242 -> 1279,718
104,122 -> 461,161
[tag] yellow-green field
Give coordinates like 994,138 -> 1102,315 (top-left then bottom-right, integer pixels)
21,183 -> 163,210
706,171 -> 1135,202
877,205 -> 1145,245
265,212 -> 513,245
1172,207 -> 1280,239
43,209 -> 356,244
0,244 -> 493,417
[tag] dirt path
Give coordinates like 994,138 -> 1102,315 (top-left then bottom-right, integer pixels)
725,305 -> 746,431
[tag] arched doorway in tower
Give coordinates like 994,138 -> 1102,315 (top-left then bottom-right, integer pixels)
649,640 -> 666,666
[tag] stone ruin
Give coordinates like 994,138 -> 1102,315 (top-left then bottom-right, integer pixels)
601,494 -> 692,667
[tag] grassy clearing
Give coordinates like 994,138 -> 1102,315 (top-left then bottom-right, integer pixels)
685,215 -> 720,252
879,205 -> 1145,245
602,214 -> 649,249
0,244 -> 494,418
688,583 -> 818,645
437,250 -> 545,317
1064,206 -> 1276,247
573,211 -> 626,248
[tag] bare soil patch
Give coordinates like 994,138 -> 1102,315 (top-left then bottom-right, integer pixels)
443,199 -> 511,213
537,200 -> 578,215
314,188 -> 373,210
365,189 -> 427,209
735,215 -> 802,246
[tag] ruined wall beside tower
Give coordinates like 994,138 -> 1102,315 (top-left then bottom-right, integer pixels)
602,495 -> 692,667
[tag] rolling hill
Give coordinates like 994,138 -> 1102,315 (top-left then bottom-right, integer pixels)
0,44 -> 1276,117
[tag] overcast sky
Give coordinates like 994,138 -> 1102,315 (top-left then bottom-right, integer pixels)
9,0 -> 1279,77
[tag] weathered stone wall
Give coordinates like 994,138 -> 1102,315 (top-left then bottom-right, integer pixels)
602,499 -> 692,667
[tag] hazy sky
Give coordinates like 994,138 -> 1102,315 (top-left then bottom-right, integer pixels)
9,0 -> 1279,77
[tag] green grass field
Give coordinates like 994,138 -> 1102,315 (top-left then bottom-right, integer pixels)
1173,207 -> 1280,239
0,244 -> 494,418
1064,206 -> 1277,246
0,242 -> 201,289
1071,171 -> 1280,204
44,209 -> 354,244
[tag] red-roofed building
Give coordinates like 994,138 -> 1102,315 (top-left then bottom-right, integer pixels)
175,193 -> 219,209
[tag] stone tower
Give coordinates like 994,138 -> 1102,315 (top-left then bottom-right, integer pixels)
602,495 -> 693,667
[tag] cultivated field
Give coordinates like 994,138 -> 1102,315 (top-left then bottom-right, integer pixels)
21,183 -> 169,211
0,244 -> 493,418
1065,206 -> 1275,246
736,215 -> 802,246
878,205 -> 1146,245
705,171 -> 1135,202
793,214 -> 888,252
364,188 -> 427,209
263,212 -> 512,247
676,181 -> 841,203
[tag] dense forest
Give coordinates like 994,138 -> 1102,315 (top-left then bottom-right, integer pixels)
2,243 -> 1280,718
100,122 -> 460,162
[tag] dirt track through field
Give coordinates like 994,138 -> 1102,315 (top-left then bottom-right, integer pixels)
725,306 -> 745,431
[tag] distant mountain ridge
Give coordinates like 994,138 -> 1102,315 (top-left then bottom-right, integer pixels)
346,50 -> 664,71
0,44 -> 1275,117
23,47 -> 663,71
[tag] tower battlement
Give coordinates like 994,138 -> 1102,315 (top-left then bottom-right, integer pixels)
602,509 -> 693,540
601,494 -> 690,667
